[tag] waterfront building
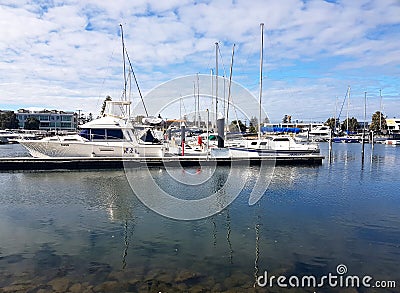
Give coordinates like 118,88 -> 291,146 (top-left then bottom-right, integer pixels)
386,118 -> 400,133
16,109 -> 77,131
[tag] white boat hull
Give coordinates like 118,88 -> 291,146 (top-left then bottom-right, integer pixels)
19,140 -> 164,158
226,136 -> 320,155
384,139 -> 400,145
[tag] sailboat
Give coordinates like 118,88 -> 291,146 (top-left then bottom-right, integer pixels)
332,86 -> 360,143
18,25 -> 165,158
226,23 -> 320,155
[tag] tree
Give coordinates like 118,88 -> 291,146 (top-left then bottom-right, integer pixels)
340,117 -> 359,133
0,111 -> 19,129
24,117 -> 40,130
369,111 -> 387,133
249,116 -> 258,133
282,114 -> 292,123
229,120 -> 246,132
100,95 -> 112,116
325,117 -> 337,130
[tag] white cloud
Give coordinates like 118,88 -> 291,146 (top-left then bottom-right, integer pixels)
0,0 -> 399,122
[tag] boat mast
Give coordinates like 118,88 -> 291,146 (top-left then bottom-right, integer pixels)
197,73 -> 200,128
226,44 -> 235,133
193,81 -> 196,126
210,68 -> 213,129
120,24 -> 149,117
120,24 -> 127,101
215,42 -> 219,129
379,89 -> 382,131
334,96 -> 338,134
258,23 -> 264,140
346,85 -> 350,134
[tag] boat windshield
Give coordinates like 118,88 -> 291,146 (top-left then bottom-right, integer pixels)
79,129 -> 124,140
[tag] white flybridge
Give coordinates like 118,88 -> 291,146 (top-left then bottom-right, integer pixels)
19,100 -> 165,158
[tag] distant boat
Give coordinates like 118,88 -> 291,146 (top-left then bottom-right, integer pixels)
0,129 -> 37,144
227,135 -> 320,155
332,136 -> 360,143
297,125 -> 331,142
384,139 -> 400,145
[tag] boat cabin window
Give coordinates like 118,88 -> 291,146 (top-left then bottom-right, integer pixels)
251,141 -> 258,145
79,129 -> 124,140
106,129 -> 124,140
259,141 -> 268,145
273,138 -> 290,142
63,138 -> 79,141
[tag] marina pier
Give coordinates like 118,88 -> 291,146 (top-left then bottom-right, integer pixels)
0,154 -> 323,171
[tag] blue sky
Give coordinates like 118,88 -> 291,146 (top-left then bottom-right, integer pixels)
0,0 -> 399,123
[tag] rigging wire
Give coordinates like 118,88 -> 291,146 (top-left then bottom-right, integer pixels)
124,46 -> 149,117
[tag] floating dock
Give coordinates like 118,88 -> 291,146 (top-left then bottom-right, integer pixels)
0,154 -> 324,171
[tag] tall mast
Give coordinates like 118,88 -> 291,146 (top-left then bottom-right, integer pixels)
193,81 -> 196,126
346,85 -> 350,133
215,42 -> 219,128
334,96 -> 338,133
210,68 -> 213,129
197,73 -> 200,127
258,23 -> 264,140
379,89 -> 382,131
364,91 -> 367,132
226,44 -> 235,131
120,24 -> 127,101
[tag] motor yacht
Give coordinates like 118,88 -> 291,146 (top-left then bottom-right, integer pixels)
18,101 -> 165,158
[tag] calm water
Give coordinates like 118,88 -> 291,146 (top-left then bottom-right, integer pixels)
0,143 -> 399,292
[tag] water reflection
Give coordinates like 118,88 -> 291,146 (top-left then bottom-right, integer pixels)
0,143 -> 400,291
226,209 -> 233,265
253,212 -> 261,288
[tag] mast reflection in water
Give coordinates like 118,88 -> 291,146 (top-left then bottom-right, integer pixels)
0,143 -> 399,291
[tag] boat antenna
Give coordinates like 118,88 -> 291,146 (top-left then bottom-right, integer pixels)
119,24 -> 149,117
258,23 -> 264,140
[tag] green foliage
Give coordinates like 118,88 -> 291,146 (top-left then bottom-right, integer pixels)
249,116 -> 258,133
229,120 -> 246,132
0,111 -> 19,129
24,117 -> 40,130
100,95 -> 112,116
325,117 -> 337,130
369,111 -> 387,132
341,117 -> 359,133
248,125 -> 257,133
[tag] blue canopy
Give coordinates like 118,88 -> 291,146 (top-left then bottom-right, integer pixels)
261,126 -> 301,134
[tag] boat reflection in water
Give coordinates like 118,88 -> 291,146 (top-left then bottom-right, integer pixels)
0,144 -> 399,292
